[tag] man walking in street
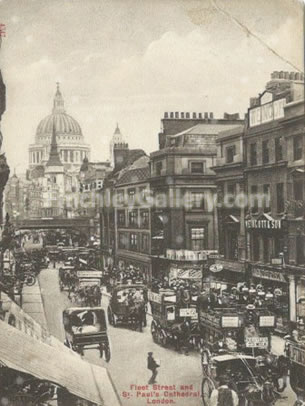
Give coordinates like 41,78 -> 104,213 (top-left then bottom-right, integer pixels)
147,352 -> 160,384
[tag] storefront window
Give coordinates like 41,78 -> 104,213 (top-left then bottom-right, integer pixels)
191,227 -> 205,250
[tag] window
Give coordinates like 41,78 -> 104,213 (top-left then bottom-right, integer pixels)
119,233 -> 128,249
116,190 -> 125,206
191,227 -> 205,250
250,143 -> 257,166
276,183 -> 284,213
227,183 -> 236,196
190,192 -> 205,209
70,151 -> 74,163
252,234 -> 260,262
156,161 -> 163,176
141,234 -> 149,253
191,162 -> 204,174
139,187 -> 148,203
275,137 -> 283,161
118,210 -> 126,227
251,185 -> 258,213
263,184 -> 271,212
262,140 -> 269,164
294,179 -> 303,217
294,135 -> 303,161
129,210 -> 138,227
64,150 -> 68,162
128,188 -> 135,203
130,233 -> 138,251
140,210 -> 149,228
226,145 -> 236,163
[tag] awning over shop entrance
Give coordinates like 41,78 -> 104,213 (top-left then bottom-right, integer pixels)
0,320 -> 121,406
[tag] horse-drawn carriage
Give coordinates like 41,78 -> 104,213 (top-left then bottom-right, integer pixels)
107,284 -> 147,331
285,334 -> 305,404
59,265 -> 77,292
201,353 -> 279,406
63,307 -> 111,362
149,288 -> 199,351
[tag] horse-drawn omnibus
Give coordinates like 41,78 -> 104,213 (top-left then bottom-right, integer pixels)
107,284 -> 147,331
149,288 -> 199,351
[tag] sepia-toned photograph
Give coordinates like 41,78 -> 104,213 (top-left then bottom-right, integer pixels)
0,0 -> 304,405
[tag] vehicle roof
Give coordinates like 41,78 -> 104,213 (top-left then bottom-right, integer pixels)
212,354 -> 256,363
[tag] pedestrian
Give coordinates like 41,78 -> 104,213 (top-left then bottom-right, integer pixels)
210,375 -> 239,406
147,352 -> 160,384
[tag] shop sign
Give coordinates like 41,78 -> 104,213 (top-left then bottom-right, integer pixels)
245,336 -> 269,349
221,316 -> 240,328
252,267 -> 286,283
179,308 -> 197,318
245,219 -> 281,229
79,279 -> 100,287
271,257 -> 283,265
289,344 -> 305,366
259,315 -> 276,328
249,98 -> 286,127
208,254 -> 224,259
216,260 -> 244,273
148,291 -> 162,304
209,263 -> 223,273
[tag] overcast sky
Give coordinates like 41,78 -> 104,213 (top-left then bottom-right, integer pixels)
0,0 -> 303,172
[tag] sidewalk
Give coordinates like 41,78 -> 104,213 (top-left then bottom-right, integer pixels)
21,280 -> 48,330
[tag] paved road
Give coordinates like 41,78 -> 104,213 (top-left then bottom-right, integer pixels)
38,266 -> 296,406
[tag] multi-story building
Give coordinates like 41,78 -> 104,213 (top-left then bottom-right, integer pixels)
213,124 -> 247,284
149,113 -> 243,282
78,158 -> 111,236
114,155 -> 152,282
100,136 -> 146,270
244,70 -> 304,327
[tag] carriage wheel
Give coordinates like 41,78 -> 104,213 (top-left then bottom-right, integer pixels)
159,330 -> 167,347
201,378 -> 215,406
104,345 -> 111,362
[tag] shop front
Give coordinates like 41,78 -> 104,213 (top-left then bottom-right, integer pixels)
249,263 -> 289,334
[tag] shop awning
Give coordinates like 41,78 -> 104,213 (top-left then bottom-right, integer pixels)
0,321 -> 121,406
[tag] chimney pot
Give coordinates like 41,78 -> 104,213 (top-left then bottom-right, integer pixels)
164,112 -> 168,118
175,112 -> 179,118
198,113 -> 202,119
209,112 -> 214,119
284,72 -> 289,80
193,112 -> 197,118
204,112 -> 208,119
279,71 -> 284,79
181,112 -> 185,119
289,72 -> 295,80
170,112 -> 174,118
186,112 -> 190,119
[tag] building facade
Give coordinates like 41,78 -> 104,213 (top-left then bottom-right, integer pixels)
244,70 -> 305,329
149,114 -> 243,283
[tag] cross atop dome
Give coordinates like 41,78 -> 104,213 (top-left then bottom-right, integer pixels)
53,82 -> 65,114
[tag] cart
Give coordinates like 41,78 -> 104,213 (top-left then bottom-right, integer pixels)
63,307 -> 111,362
